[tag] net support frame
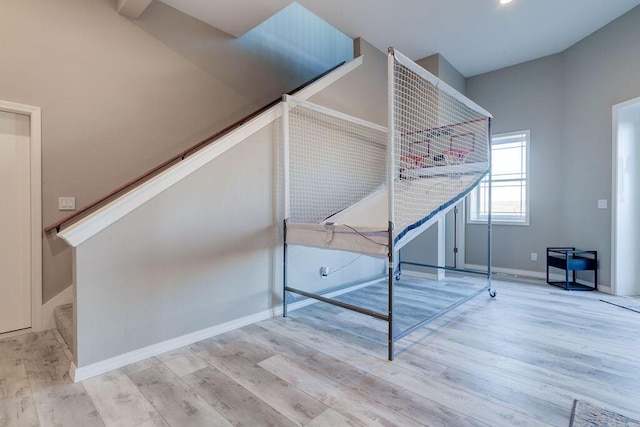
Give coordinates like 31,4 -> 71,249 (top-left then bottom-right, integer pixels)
282,48 -> 495,361
391,46 -> 494,295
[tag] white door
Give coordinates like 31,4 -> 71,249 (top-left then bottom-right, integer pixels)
0,110 -> 31,333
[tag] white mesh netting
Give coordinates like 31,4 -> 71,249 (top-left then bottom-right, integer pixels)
286,98 -> 388,224
283,51 -> 491,253
390,52 -> 490,243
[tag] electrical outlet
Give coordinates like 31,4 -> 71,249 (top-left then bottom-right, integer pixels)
58,197 -> 76,211
531,252 -> 538,261
320,266 -> 329,277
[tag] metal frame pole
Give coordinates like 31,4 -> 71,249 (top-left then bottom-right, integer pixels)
487,118 -> 493,293
388,221 -> 395,361
283,219 -> 289,317
387,48 -> 397,361
282,96 -> 291,317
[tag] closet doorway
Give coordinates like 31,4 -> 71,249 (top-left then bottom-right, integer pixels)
612,96 -> 640,296
0,100 -> 42,334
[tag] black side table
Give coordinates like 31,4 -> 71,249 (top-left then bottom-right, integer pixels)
546,247 -> 598,291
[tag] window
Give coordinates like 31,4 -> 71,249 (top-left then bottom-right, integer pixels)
468,130 -> 530,225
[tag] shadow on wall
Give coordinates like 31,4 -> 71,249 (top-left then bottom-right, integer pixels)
237,2 -> 353,81
134,1 -> 353,111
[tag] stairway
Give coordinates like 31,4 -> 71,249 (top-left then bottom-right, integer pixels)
53,303 -> 73,353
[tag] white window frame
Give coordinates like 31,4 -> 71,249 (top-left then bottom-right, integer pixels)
467,130 -> 530,226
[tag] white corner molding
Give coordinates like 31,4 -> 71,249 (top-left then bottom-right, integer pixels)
58,56 -> 364,248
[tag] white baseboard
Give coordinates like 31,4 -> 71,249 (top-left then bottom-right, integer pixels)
41,285 -> 74,331
400,269 -> 440,281
73,278 -> 380,383
464,264 -> 552,280
464,264 -> 602,288
597,285 -> 613,294
0,328 -> 33,339
73,306 -> 280,382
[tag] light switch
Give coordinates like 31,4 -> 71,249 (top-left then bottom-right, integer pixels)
59,197 -> 76,211
597,199 -> 607,209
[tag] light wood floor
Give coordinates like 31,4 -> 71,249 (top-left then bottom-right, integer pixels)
1,276 -> 639,426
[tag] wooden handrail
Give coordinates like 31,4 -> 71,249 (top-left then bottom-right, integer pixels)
45,61 -> 346,233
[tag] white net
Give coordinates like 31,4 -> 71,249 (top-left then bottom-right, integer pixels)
283,52 -> 491,252
390,52 -> 491,243
286,98 -> 388,224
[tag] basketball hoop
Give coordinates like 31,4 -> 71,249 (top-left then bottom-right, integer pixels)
442,148 -> 470,178
399,154 -> 426,180
442,148 -> 470,165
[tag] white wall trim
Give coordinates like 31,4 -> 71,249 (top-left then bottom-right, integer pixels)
400,269 -> 440,281
465,264 -> 549,280
73,307 -> 277,382
611,95 -> 640,296
465,263 -> 601,288
41,285 -> 73,331
0,328 -> 34,339
0,100 -> 42,332
58,56 -> 364,248
72,276 -> 379,382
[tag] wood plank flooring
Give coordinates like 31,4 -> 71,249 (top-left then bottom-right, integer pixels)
1,276 -> 639,426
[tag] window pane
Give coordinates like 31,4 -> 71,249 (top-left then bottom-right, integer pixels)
492,144 -> 525,178
469,130 -> 529,224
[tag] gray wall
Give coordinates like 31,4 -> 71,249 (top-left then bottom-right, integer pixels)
561,6 -> 640,286
466,5 -> 640,285
416,54 -> 466,94
465,54 -> 565,272
135,1 -> 352,111
0,0 -> 351,303
73,47 -> 386,367
310,38 -> 387,127
75,125 -> 276,366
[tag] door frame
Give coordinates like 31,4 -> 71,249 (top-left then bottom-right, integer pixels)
611,95 -> 640,296
0,100 -> 42,331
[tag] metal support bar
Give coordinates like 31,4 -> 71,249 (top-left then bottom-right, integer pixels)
395,284 -> 489,340
388,221 -> 395,361
487,118 -> 494,293
283,219 -> 289,318
284,286 -> 389,321
453,206 -> 458,268
398,261 -> 490,277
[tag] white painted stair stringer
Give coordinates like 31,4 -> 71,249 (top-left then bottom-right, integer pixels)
57,55 -> 364,247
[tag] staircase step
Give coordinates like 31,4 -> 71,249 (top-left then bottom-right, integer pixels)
53,303 -> 73,353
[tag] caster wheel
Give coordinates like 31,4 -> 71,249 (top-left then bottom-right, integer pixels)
395,275 -> 401,281
489,289 -> 497,298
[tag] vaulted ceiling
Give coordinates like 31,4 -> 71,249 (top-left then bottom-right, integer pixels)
128,0 -> 640,77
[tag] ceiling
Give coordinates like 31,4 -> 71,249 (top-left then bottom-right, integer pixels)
158,0 -> 640,77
